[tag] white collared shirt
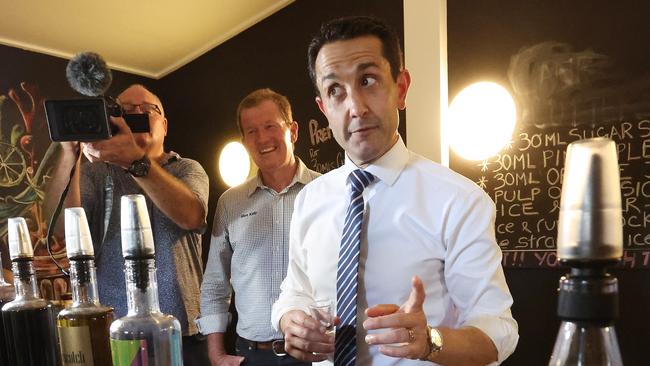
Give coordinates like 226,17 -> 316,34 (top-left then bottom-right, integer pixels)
272,137 -> 518,365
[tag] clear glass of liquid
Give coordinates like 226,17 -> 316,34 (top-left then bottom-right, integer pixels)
309,299 -> 335,335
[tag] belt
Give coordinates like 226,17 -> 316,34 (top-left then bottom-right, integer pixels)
238,336 -> 284,352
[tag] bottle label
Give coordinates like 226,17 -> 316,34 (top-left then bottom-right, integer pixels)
58,325 -> 95,365
110,339 -> 149,366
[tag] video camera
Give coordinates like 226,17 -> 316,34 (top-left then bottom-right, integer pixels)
44,97 -> 149,142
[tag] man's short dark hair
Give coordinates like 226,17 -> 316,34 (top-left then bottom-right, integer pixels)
307,15 -> 404,95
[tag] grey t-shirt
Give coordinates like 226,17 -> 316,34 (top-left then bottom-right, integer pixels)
80,152 -> 209,335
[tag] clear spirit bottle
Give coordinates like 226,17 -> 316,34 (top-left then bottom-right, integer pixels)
109,194 -> 183,365
548,270 -> 623,366
550,139 -> 624,366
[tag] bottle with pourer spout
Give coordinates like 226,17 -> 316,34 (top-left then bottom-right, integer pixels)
57,207 -> 114,366
2,217 -> 60,366
0,245 -> 16,365
549,137 -> 623,366
109,194 -> 183,365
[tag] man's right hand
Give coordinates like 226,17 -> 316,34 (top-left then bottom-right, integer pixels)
207,332 -> 245,366
82,116 -> 144,169
210,353 -> 244,366
279,309 -> 335,362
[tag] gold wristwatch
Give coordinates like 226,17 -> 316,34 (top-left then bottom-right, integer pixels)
422,326 -> 443,362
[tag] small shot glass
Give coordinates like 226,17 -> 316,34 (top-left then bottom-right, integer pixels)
309,299 -> 335,335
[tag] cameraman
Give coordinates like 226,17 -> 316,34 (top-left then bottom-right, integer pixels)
43,84 -> 210,365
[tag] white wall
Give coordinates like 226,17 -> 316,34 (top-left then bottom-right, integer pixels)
403,0 -> 448,166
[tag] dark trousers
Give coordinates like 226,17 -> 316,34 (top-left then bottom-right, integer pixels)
183,334 -> 211,366
236,337 -> 311,366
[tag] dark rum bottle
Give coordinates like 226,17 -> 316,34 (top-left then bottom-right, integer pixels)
57,207 -> 114,366
0,248 -> 15,366
109,194 -> 183,365
2,217 -> 60,366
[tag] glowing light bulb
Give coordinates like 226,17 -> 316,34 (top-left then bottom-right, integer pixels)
219,142 -> 250,187
449,82 -> 517,160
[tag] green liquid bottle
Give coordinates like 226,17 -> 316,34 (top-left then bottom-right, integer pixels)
109,194 -> 183,365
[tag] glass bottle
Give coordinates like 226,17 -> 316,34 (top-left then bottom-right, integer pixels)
109,194 -> 183,365
0,248 -> 16,366
550,321 -> 622,365
57,208 -> 114,366
549,139 -> 623,365
2,217 -> 60,366
548,269 -> 623,366
549,137 -> 623,366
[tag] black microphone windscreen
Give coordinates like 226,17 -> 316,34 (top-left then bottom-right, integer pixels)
66,52 -> 113,97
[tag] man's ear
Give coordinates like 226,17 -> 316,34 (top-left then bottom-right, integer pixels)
396,69 -> 411,110
315,96 -> 326,115
163,118 -> 168,136
290,121 -> 299,143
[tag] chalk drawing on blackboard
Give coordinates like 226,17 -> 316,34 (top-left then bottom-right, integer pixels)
476,176 -> 488,189
307,118 -> 345,173
479,159 -> 489,172
508,41 -> 650,129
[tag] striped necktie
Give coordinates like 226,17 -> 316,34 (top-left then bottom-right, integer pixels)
335,169 -> 375,366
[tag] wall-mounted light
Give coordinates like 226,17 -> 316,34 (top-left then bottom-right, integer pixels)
448,82 -> 517,161
218,141 -> 250,187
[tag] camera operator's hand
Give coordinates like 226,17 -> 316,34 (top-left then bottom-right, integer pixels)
56,141 -> 83,165
83,116 -> 145,168
60,141 -> 80,155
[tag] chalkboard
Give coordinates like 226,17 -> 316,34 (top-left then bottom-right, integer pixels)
451,40 -> 650,269
449,3 -> 650,365
448,0 -> 650,270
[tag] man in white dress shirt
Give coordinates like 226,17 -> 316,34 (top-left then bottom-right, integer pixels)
271,16 -> 518,365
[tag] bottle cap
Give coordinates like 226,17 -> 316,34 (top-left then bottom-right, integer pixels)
120,194 -> 155,258
64,207 -> 95,258
557,137 -> 623,261
7,217 -> 34,260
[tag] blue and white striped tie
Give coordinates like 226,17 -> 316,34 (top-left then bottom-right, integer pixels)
335,169 -> 375,366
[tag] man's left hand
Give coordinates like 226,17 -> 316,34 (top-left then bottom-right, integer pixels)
83,116 -> 144,168
363,275 -> 430,360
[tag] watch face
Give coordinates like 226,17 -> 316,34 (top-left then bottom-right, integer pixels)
430,328 -> 443,350
129,156 -> 150,177
424,327 -> 444,362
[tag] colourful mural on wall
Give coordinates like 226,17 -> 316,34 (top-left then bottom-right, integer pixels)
0,81 -> 68,300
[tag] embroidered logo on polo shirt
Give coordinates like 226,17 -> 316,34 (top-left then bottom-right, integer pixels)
240,211 -> 257,218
